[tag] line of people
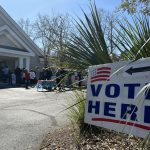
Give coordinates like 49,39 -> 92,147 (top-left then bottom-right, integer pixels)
0,65 -> 86,90
0,66 -> 54,89
0,66 -> 37,89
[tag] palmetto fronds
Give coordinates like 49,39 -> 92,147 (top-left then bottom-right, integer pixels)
114,15 -> 150,60
66,2 -> 112,69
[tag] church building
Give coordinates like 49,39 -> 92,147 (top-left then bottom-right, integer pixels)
0,6 -> 44,71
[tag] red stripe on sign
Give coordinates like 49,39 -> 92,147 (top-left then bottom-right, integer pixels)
91,78 -> 109,83
91,75 -> 110,80
97,71 -> 111,74
97,67 -> 111,71
92,118 -> 150,130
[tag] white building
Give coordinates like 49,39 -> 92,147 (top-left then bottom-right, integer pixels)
0,6 -> 44,71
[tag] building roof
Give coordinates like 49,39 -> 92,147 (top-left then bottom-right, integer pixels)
0,6 -> 44,57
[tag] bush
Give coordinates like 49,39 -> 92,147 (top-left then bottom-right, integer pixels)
67,90 -> 85,128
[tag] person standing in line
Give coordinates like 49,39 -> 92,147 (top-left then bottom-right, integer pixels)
8,70 -> 12,85
46,68 -> 53,80
30,69 -> 36,85
56,68 -> 61,89
24,69 -> 30,89
2,65 -> 9,83
11,71 -> 16,86
22,68 -> 26,84
40,68 -> 46,80
59,68 -> 67,90
44,68 -> 49,80
15,67 -> 22,85
78,71 -> 82,87
35,67 -> 41,81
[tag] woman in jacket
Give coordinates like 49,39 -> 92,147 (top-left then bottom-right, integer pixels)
24,69 -> 30,89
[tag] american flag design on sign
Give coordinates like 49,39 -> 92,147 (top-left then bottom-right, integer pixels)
91,67 -> 111,83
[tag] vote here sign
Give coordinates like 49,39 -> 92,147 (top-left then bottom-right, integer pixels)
84,58 -> 150,138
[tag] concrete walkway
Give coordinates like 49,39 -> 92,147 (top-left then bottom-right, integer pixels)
0,88 -> 72,150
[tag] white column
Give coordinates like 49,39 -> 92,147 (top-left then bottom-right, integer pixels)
15,59 -> 19,68
26,57 -> 30,71
18,56 -> 30,70
19,57 -> 23,69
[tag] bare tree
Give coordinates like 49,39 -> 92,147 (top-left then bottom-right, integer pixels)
119,0 -> 150,15
18,13 -> 72,67
97,9 -> 120,60
33,13 -> 71,67
18,18 -> 35,40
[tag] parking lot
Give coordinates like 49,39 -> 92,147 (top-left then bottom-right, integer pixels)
0,88 -> 72,150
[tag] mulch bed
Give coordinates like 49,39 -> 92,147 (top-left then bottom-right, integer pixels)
40,125 -> 144,150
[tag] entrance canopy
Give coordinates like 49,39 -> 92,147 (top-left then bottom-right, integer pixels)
0,54 -> 30,71
0,55 -> 17,71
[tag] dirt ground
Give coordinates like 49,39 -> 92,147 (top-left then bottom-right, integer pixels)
40,125 -> 144,150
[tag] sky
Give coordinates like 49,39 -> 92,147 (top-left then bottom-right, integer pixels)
0,0 -> 122,21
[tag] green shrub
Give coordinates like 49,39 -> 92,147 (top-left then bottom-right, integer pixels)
67,90 -> 85,128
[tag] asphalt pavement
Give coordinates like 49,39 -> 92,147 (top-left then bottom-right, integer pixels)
0,87 -> 72,150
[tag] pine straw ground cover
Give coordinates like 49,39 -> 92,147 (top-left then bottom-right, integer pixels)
40,125 -> 145,150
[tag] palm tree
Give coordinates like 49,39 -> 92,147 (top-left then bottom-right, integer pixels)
66,2 -> 150,148
114,15 -> 150,60
66,2 -> 112,69
114,15 -> 150,149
